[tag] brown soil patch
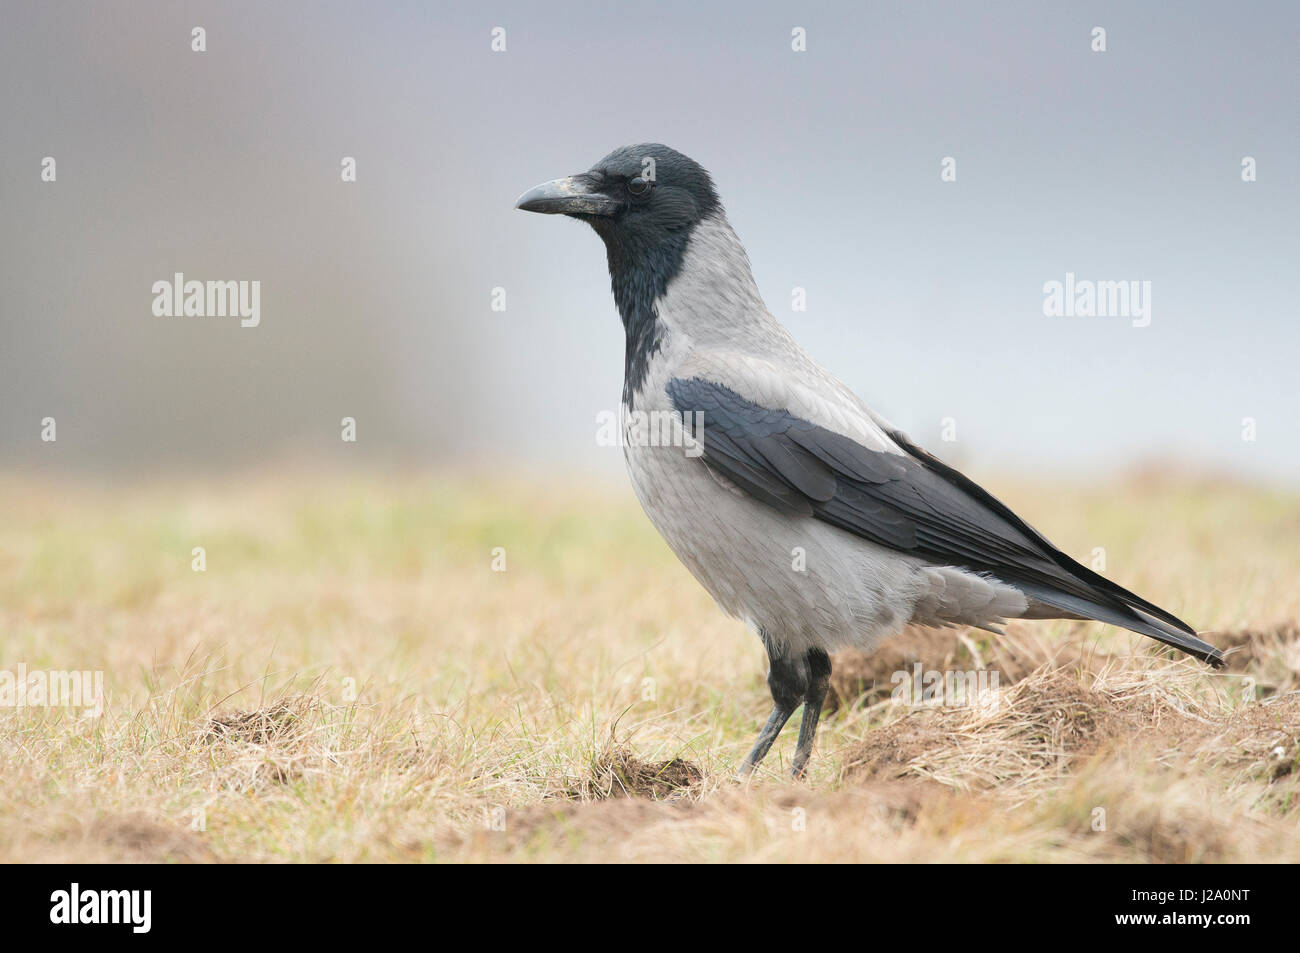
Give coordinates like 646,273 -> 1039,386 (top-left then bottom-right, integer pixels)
826,627 -> 961,711
1207,621 -> 1300,693
202,696 -> 317,744
826,623 -> 1113,712
1194,692 -> 1300,785
841,667 -> 1200,795
562,745 -> 703,800
90,813 -> 216,862
23,813 -> 222,864
198,695 -> 324,789
442,796 -> 690,855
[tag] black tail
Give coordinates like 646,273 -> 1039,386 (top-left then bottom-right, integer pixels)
886,430 -> 1225,669
1017,578 -> 1224,667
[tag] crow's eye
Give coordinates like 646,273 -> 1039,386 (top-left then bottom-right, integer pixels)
627,176 -> 651,197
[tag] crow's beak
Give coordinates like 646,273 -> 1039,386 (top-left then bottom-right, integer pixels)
515,174 -> 619,216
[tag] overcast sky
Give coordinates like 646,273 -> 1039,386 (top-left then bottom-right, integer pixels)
2,1 -> 1296,483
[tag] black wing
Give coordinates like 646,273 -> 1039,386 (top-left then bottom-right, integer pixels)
667,376 -> 1223,667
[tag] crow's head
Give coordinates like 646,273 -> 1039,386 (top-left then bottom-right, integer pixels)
515,144 -> 720,253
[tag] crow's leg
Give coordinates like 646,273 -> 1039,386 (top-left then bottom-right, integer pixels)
737,645 -> 809,779
790,648 -> 831,779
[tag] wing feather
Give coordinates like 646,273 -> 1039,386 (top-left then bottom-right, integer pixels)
664,372 -> 1223,667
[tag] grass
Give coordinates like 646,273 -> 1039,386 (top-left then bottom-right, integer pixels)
0,467 -> 1297,862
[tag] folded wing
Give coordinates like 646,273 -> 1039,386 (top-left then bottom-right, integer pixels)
666,373 -> 1223,667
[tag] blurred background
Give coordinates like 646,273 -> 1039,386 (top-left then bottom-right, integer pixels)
2,0 -> 1296,484
2,1 -> 1299,866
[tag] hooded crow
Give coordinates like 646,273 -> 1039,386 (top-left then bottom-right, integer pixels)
516,144 -> 1223,779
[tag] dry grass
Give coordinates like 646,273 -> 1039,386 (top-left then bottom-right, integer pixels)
0,468 -> 1297,862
